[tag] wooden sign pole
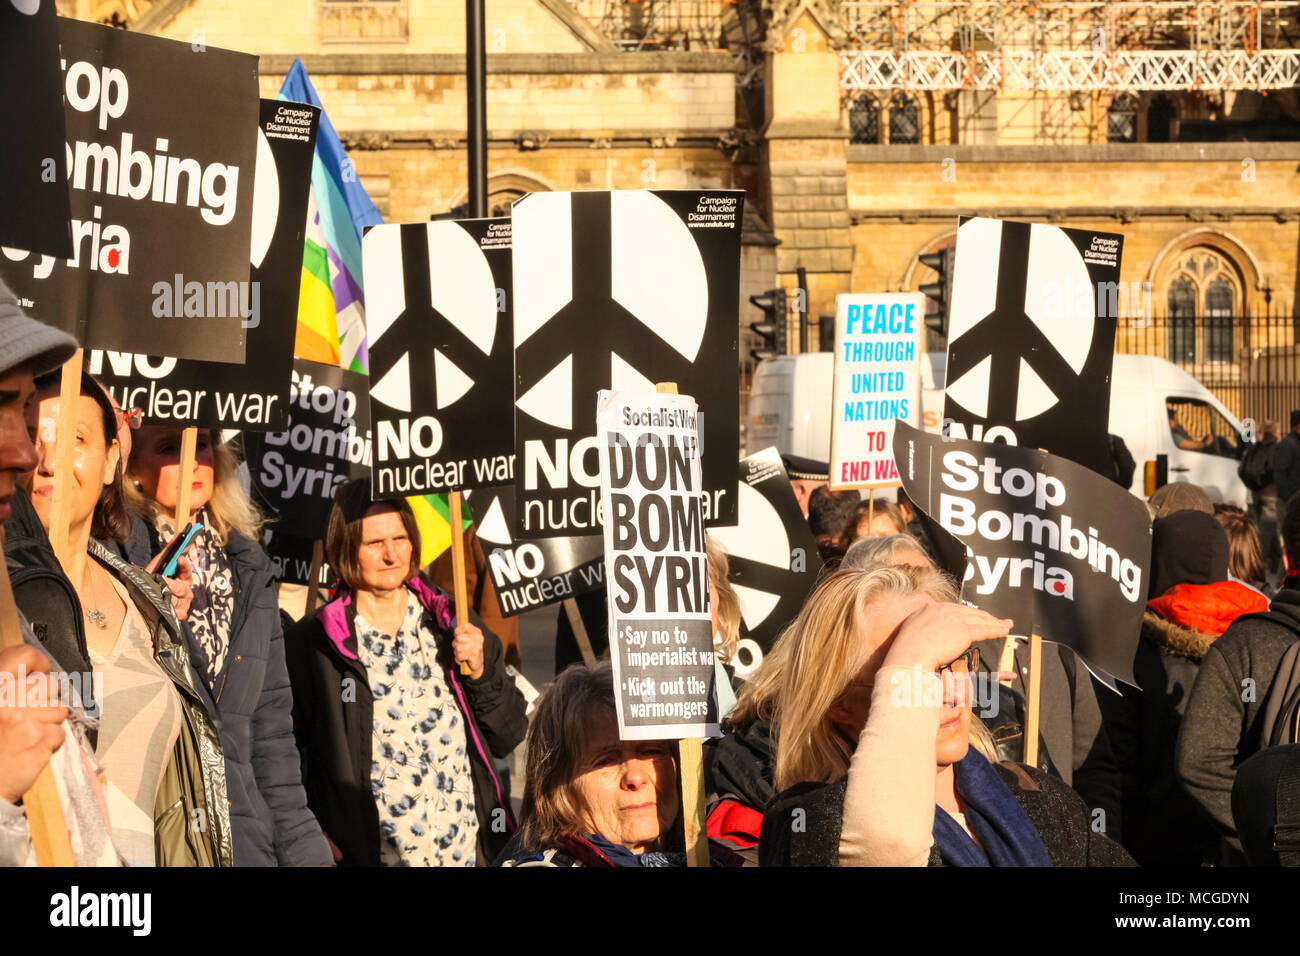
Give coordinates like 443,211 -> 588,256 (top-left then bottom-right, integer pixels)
562,597 -> 597,667
449,492 -> 471,676
867,487 -> 875,528
173,427 -> 198,530
304,540 -> 325,617
653,380 -> 709,868
0,558 -> 74,866
1023,632 -> 1043,768
47,350 -> 84,579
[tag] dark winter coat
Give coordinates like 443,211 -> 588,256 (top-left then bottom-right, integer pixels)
758,761 -> 1133,867
976,639 -> 1123,833
1112,581 -> 1266,865
4,486 -> 98,727
703,718 -> 775,860
124,522 -> 330,867
1273,431 -> 1300,503
1176,583 -> 1300,863
284,576 -> 528,866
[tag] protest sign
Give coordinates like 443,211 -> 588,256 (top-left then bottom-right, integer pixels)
894,420 -> 1151,684
709,447 -> 821,677
942,217 -> 1124,474
467,484 -> 605,617
513,189 -> 742,538
88,100 -> 319,431
0,19 -> 258,361
830,292 -> 924,490
598,389 -> 718,740
364,217 -> 514,496
0,0 -> 72,258
264,528 -> 339,589
244,358 -> 372,542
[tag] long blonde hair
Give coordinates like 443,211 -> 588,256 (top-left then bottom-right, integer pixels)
126,429 -> 263,547
772,565 -> 958,792
706,534 -> 740,664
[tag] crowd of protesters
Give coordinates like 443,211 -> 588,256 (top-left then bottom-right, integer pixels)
2,277 -> 1299,868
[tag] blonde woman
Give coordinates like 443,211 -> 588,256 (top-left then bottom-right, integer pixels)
759,567 -> 1133,867
124,427 -> 330,866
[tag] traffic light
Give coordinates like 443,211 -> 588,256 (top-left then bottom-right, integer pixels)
749,288 -> 787,362
918,245 -> 956,336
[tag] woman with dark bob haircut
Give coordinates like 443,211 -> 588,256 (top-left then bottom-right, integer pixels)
284,477 -> 528,866
498,661 -> 742,867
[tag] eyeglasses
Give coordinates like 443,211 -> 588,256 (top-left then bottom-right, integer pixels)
114,406 -> 143,431
936,646 -> 981,677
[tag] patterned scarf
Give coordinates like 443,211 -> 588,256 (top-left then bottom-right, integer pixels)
158,509 -> 235,682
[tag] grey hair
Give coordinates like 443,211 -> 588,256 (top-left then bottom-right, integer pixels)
841,532 -> 931,570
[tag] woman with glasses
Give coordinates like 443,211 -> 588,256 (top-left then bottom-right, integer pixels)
121,425 -> 331,867
757,566 -> 1133,867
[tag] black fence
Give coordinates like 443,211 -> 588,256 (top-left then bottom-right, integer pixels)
1114,308 -> 1300,430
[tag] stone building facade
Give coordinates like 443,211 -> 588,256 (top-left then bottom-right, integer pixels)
62,0 -> 1300,423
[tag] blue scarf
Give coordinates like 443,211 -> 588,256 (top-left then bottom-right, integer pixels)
586,834 -> 686,867
931,749 -> 1053,867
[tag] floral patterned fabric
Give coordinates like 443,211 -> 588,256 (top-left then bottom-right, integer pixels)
355,594 -> 478,867
158,509 -> 235,682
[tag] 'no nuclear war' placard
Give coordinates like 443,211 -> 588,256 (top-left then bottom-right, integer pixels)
597,390 -> 719,740
830,292 -> 924,489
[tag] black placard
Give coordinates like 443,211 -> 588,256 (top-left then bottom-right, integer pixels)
244,358 -> 372,542
466,484 -> 605,617
0,19 -> 258,361
0,0 -> 72,258
365,217 -> 515,496
942,217 -> 1124,475
894,420 -> 1151,685
708,447 -> 822,678
88,99 -> 317,431
512,189 -> 741,538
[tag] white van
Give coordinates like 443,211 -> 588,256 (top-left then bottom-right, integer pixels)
746,351 -> 1248,507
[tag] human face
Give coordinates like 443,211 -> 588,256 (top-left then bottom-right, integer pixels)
572,720 -> 678,854
790,479 -> 824,518
829,593 -> 972,768
355,506 -> 412,593
129,426 -> 215,523
0,365 -> 37,528
30,392 -> 120,534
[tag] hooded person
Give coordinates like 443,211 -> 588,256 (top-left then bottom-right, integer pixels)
1109,509 -> 1267,865
1147,481 -> 1215,521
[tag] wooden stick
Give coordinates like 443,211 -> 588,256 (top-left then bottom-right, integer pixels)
449,492 -> 471,675
678,736 -> 710,868
653,380 -> 708,867
1023,632 -> 1043,768
0,553 -> 74,866
563,597 -> 597,667
868,487 -> 875,528
173,427 -> 198,529
304,540 -> 324,617
46,349 -> 84,578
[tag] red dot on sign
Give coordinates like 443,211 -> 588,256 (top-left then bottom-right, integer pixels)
106,249 -> 120,268
1053,582 -> 1065,594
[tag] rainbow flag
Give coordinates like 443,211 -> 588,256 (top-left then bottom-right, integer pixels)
277,60 -> 383,374
408,494 -> 474,568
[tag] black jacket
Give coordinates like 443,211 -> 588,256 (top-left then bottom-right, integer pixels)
1176,584 -> 1300,862
284,577 -> 528,866
123,520 -> 329,867
705,717 -> 775,813
759,762 -> 1134,867
4,486 -> 98,726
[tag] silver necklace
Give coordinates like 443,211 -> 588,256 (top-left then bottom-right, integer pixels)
83,570 -> 108,629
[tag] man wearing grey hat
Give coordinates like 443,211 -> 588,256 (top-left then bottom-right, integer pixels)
0,278 -> 123,865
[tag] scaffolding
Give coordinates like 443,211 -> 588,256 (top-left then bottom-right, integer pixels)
839,2 -> 1300,90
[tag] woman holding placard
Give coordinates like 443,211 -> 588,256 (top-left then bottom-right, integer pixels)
284,478 -> 526,867
27,372 -> 230,865
758,566 -> 1133,867
123,425 -> 331,867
